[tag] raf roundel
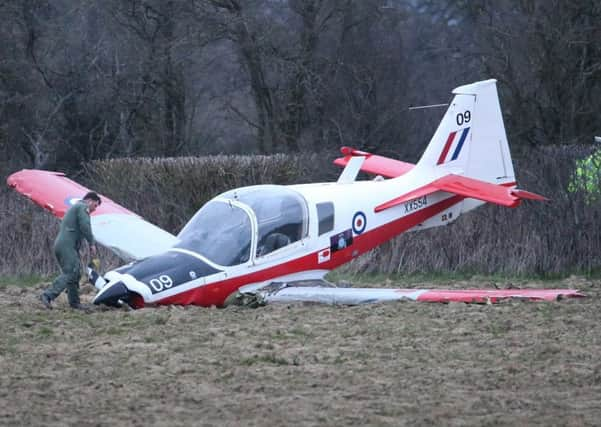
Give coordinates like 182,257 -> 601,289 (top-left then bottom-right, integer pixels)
352,211 -> 367,235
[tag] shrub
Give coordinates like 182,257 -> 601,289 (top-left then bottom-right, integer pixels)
2,147 -> 600,277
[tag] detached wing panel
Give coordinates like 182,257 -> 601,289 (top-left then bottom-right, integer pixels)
261,286 -> 584,304
333,147 -> 415,178
7,169 -> 177,260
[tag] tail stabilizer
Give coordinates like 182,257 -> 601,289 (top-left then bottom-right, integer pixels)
417,79 -> 515,185
333,146 -> 415,179
375,174 -> 548,213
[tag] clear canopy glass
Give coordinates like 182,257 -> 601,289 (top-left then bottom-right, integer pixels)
175,185 -> 308,265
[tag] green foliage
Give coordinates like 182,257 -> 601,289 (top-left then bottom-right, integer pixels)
84,153 -> 335,233
37,326 -> 54,337
0,275 -> 50,288
3,147 -> 601,278
240,353 -> 290,366
104,326 -> 125,336
568,150 -> 601,203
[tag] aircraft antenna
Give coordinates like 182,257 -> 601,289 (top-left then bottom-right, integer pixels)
407,103 -> 449,111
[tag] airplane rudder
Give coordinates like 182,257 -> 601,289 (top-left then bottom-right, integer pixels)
463,81 -> 516,182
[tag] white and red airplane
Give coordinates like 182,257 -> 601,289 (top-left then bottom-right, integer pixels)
7,79 -> 583,308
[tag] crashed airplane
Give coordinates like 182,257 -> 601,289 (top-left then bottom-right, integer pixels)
7,80 -> 583,308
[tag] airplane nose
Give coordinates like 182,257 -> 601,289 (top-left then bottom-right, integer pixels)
93,281 -> 129,306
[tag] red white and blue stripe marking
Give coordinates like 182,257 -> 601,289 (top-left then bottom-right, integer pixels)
437,127 -> 470,165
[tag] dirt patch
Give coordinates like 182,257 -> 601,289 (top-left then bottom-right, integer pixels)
0,277 -> 599,426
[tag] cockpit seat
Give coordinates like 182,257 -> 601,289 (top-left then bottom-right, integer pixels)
259,232 -> 291,256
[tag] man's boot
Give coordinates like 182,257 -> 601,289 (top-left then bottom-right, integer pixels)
40,293 -> 52,310
69,303 -> 93,312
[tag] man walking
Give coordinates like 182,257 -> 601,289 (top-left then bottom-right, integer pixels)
40,191 -> 101,310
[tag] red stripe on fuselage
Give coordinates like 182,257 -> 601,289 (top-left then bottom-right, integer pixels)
155,195 -> 465,307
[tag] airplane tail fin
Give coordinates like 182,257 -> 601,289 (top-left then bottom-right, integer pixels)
333,79 -> 546,211
417,79 -> 515,185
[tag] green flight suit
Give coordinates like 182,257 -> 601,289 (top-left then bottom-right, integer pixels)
43,201 -> 95,306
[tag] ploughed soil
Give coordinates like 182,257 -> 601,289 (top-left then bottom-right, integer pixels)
1,276 -> 600,427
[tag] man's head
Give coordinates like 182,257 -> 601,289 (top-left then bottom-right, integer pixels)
83,191 -> 102,213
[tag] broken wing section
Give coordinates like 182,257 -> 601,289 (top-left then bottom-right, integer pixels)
251,285 -> 583,305
7,169 -> 177,260
90,213 -> 177,261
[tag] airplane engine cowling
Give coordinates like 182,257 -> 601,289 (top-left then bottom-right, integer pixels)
93,281 -> 130,307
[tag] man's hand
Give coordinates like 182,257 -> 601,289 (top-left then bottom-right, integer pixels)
91,257 -> 101,271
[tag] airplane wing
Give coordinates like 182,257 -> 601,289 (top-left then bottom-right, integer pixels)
375,174 -> 547,212
333,146 -> 415,178
7,169 -> 177,260
251,284 -> 583,305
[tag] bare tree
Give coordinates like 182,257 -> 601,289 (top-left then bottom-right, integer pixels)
427,0 -> 601,148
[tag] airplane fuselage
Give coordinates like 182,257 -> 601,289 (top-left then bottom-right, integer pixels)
10,80 -> 560,309
96,173 -> 477,308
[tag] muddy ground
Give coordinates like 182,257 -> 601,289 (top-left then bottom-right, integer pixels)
0,276 -> 599,427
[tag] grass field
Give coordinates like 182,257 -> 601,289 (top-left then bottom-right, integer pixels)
0,276 -> 599,426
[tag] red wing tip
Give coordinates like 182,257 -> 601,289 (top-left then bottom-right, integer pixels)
416,289 -> 584,303
564,290 -> 586,298
511,188 -> 549,201
340,146 -> 371,157
6,173 -> 20,187
7,169 -> 66,186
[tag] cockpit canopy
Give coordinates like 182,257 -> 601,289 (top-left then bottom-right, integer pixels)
175,185 -> 309,266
